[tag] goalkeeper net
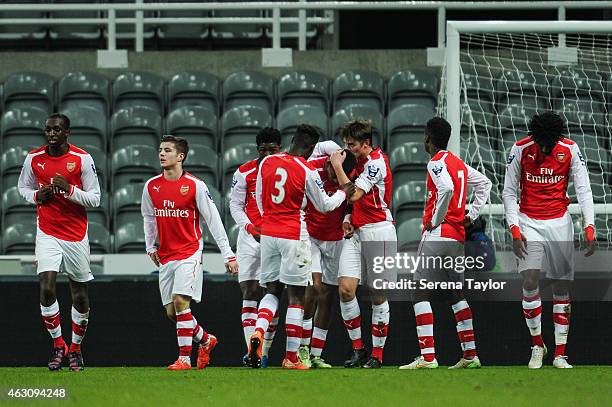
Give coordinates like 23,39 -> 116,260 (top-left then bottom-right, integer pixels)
440,26 -> 612,247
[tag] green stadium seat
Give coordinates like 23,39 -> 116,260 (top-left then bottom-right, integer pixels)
389,143 -> 428,186
2,72 -> 55,113
497,105 -> 530,154
333,70 -> 385,113
331,104 -> 383,148
1,145 -> 36,192
158,0 -> 209,40
201,225 -> 221,253
88,193 -> 109,229
496,70 -> 550,115
58,71 -> 111,116
166,106 -> 218,151
185,144 -> 219,190
2,186 -> 37,230
397,219 -> 423,250
49,0 -> 101,40
264,8 -> 320,42
462,71 -> 496,124
552,68 -> 606,105
387,69 -> 438,113
88,222 -> 111,254
113,71 -> 166,114
221,106 -> 272,152
226,219 -> 240,252
278,70 -> 330,113
105,0 -> 156,40
211,1 -> 263,40
114,219 -> 146,253
113,182 -> 145,230
80,145 -> 108,191
111,145 -> 159,190
222,71 -> 275,113
460,139 -> 504,193
60,106 -> 108,152
393,181 -> 426,226
0,1 -> 46,41
2,221 -> 36,254
386,104 -> 430,152
167,71 -> 220,114
568,169 -> 612,204
1,107 -> 47,152
277,105 -> 329,147
222,144 -> 258,193
111,106 -> 162,152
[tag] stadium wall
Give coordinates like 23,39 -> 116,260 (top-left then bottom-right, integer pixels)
2,279 -> 611,367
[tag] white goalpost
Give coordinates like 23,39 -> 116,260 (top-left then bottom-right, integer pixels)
442,21 -> 612,245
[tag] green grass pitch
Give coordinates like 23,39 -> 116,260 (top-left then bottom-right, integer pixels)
1,367 -> 611,406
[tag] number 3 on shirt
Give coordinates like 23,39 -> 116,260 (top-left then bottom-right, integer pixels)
271,167 -> 288,204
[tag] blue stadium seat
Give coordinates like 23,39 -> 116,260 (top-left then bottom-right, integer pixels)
333,70 -> 385,113
1,107 -> 47,151
277,70 -> 330,113
222,71 -> 275,113
113,71 -> 166,115
277,105 -> 329,147
2,72 -> 55,113
184,144 -> 219,189
167,71 -> 220,114
331,104 -> 383,148
387,69 -> 438,113
166,106 -> 218,151
221,106 -> 272,152
60,106 -> 108,152
386,104 -> 431,152
111,144 -> 159,190
111,106 -> 162,152
58,71 -> 111,116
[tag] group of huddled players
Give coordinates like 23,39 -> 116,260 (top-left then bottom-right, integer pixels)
19,110 -> 595,371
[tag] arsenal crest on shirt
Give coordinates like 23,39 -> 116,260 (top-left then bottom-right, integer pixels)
180,185 -> 190,195
556,152 -> 566,162
66,162 -> 76,172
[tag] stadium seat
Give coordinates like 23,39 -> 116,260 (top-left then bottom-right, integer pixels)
201,225 -> 221,253
222,71 -> 275,113
330,104 -> 384,148
166,106 -> 218,151
497,105 -> 531,154
496,70 -> 550,115
462,71 -> 496,123
88,192 -> 109,229
184,144 -> 219,189
60,106 -> 108,152
1,107 -> 47,151
88,222 -> 111,254
2,72 -> 55,113
49,0 -> 101,40
264,7 -> 320,42
58,71 -> 111,116
114,219 -> 146,253
211,1 -> 264,40
111,145 -> 159,190
226,219 -> 240,252
2,221 -> 36,254
113,182 -> 145,229
387,69 -> 438,113
277,70 -> 330,113
111,106 -> 163,152
0,0 -> 46,41
167,71 -> 220,114
568,169 -> 612,204
460,139 -> 504,193
222,144 -> 259,193
1,145 -> 35,193
158,0 -> 209,40
552,68 -> 606,106
112,71 -> 166,115
333,70 -> 385,113
105,0 -> 156,41
393,181 -> 426,226
389,143 -> 428,186
277,105 -> 329,147
81,145 -> 108,191
221,106 -> 272,152
397,218 -> 423,250
2,186 -> 37,228
386,104 -> 431,152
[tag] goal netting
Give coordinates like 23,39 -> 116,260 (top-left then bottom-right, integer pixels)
439,27 -> 612,247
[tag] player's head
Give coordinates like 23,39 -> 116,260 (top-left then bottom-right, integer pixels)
529,111 -> 566,155
291,124 -> 321,159
44,113 -> 71,148
424,117 -> 451,154
341,119 -> 373,159
325,148 -> 357,184
256,127 -> 281,160
159,135 -> 189,170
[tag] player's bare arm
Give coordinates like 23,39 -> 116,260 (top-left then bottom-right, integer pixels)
330,150 -> 359,199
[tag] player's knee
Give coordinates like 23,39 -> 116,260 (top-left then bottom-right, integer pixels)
339,285 -> 355,302
40,286 -> 55,303
72,292 -> 88,308
523,276 -> 539,291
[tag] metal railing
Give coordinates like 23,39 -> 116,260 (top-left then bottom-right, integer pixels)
0,2 -> 610,52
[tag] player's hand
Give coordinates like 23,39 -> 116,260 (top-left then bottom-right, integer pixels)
245,223 -> 261,242
330,149 -> 346,168
463,215 -> 472,228
340,182 -> 355,197
510,225 -> 528,260
37,184 -> 54,203
584,225 -> 595,257
148,251 -> 160,266
50,173 -> 71,193
342,221 -> 354,239
225,258 -> 239,275
424,222 -> 433,232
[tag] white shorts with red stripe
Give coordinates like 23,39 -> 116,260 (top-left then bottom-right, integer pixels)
36,228 -> 93,282
311,237 -> 342,286
260,236 -> 312,286
517,211 -> 574,280
158,250 -> 204,306
236,228 -> 261,283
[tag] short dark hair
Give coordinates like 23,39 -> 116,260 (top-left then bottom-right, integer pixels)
294,124 -> 321,148
529,111 -> 566,147
46,113 -> 70,129
161,135 -> 189,164
340,119 -> 373,145
425,117 -> 452,149
256,127 -> 281,146
341,148 -> 357,175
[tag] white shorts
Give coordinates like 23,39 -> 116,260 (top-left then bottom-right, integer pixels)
517,211 -> 574,280
260,236 -> 312,286
338,221 -> 397,283
311,238 -> 343,286
158,250 -> 204,306
36,228 -> 93,283
414,232 -> 465,283
236,228 -> 261,283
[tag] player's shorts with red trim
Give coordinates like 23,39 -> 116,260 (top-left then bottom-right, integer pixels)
158,250 -> 204,305
311,238 -> 342,286
260,236 -> 312,286
236,228 -> 261,283
413,232 -> 464,283
35,228 -> 93,282
517,211 -> 574,280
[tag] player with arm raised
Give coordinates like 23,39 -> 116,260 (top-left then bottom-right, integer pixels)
141,135 -> 238,371
229,127 -> 281,367
398,117 -> 491,370
330,119 -> 395,369
18,113 -> 101,371
249,124 -> 353,369
503,112 -> 595,369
